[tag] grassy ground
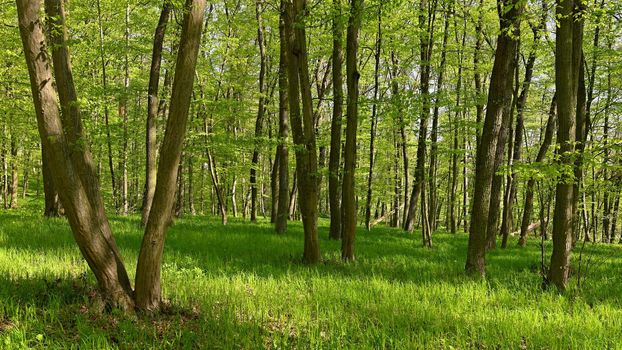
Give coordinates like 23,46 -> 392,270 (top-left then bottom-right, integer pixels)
0,209 -> 621,349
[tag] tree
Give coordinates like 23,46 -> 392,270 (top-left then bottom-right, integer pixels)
341,0 -> 363,260
142,1 -> 172,226
465,0 -> 522,276
275,0 -> 290,235
548,0 -> 583,291
328,0 -> 344,240
18,0 -> 207,311
283,0 -> 320,263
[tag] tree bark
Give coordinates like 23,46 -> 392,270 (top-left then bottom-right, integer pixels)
142,1 -> 171,226
328,0 -> 344,240
465,0 -> 521,276
135,0 -> 207,310
250,0 -> 267,223
275,0 -> 290,234
42,142 -> 60,217
364,4 -> 381,231
404,0 -> 437,236
548,0 -> 583,291
341,0 -> 363,260
283,0 -> 321,263
20,0 -> 135,310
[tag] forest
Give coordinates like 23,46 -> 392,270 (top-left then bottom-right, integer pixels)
0,0 -> 622,348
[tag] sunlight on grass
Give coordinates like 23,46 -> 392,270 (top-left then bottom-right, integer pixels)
0,210 -> 621,349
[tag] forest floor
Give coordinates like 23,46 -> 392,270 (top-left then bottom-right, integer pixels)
1,207 -> 622,349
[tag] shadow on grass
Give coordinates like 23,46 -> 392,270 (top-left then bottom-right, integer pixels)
2,212 -> 622,305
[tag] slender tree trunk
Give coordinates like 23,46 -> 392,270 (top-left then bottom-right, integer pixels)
501,12 -> 545,247
250,0 -> 267,223
473,0 -> 484,147
450,11 -> 465,234
518,95 -> 557,246
283,0 -> 321,263
465,0 -> 521,276
96,0 -> 117,208
276,0 -> 290,234
9,137 -> 18,209
328,0 -> 344,240
428,3 -> 449,232
142,1 -> 171,226
135,0 -> 207,310
341,0 -> 363,260
364,4 -> 381,231
548,0 -> 583,291
119,3 -> 130,216
404,0 -> 437,235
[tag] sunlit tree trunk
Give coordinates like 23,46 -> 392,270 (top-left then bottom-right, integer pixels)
465,0 -> 522,276
548,0 -> 583,291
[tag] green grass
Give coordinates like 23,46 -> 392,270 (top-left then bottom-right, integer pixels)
1,208 -> 621,349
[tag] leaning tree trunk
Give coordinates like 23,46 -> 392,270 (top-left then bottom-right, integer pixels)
465,0 -> 521,276
341,0 -> 363,261
19,0 -> 135,310
135,0 -> 207,311
142,1 -> 171,226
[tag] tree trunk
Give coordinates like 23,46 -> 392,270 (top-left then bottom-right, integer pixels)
428,3 -> 449,232
275,0 -> 290,234
450,12 -> 465,234
465,0 -> 521,276
500,11 -> 545,247
341,0 -> 363,260
135,0 -> 207,310
96,0 -> 117,209
42,143 -> 60,217
250,0 -> 267,223
283,0 -> 321,263
404,0 -> 436,235
20,0 -> 135,310
519,94 -> 557,246
548,0 -> 583,291
364,4 -> 381,232
8,137 -> 18,209
328,0 -> 344,240
142,1 -> 171,226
